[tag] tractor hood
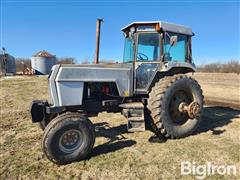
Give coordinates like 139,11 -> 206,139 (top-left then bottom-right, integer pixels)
48,63 -> 133,107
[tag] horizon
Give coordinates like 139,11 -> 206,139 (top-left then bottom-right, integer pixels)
1,0 -> 239,65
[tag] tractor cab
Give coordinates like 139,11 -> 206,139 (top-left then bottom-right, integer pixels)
121,21 -> 195,93
122,21 -> 193,63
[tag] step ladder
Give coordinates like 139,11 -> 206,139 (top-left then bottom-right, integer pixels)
120,102 -> 145,132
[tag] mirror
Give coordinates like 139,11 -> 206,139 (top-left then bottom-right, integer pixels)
170,35 -> 178,46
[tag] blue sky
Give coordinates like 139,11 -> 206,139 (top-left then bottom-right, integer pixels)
1,0 -> 239,65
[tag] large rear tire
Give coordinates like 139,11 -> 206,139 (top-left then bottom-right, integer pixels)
42,112 -> 95,164
147,74 -> 204,138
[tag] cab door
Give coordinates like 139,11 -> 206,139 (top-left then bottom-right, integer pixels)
134,32 -> 161,94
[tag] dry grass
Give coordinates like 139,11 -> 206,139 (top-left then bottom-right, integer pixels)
0,75 -> 240,179
190,72 -> 240,108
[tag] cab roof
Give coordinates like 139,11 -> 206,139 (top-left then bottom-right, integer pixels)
121,21 -> 193,36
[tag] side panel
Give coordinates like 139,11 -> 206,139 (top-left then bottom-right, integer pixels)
49,64 -> 133,107
56,81 -> 84,106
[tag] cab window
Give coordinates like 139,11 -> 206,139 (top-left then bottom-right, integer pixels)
164,32 -> 187,62
137,33 -> 160,61
123,37 -> 134,63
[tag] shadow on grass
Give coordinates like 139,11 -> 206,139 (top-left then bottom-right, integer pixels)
148,106 -> 240,143
90,106 -> 239,150
91,122 -> 136,158
194,106 -> 240,135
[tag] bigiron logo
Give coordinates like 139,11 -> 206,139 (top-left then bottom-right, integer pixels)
181,161 -> 238,179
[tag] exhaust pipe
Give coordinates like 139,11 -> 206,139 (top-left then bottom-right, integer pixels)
94,18 -> 103,64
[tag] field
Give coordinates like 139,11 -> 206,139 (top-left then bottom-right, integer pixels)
0,73 -> 239,179
190,73 -> 240,109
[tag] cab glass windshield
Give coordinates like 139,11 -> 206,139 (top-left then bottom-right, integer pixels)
137,33 -> 160,61
164,32 -> 188,62
123,37 -> 134,63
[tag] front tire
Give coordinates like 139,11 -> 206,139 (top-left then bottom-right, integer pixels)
42,112 -> 95,164
147,74 -> 204,138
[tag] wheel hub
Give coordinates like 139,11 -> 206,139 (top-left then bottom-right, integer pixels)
59,129 -> 82,153
169,90 -> 191,124
179,101 -> 201,118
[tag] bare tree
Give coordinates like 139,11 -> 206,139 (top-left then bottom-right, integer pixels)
197,60 -> 240,73
15,58 -> 31,72
99,59 -> 117,64
57,57 -> 76,64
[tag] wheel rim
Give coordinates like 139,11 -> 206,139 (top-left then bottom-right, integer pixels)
169,89 -> 193,125
59,129 -> 82,153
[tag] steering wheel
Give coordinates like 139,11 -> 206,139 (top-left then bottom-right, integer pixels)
137,53 -> 149,61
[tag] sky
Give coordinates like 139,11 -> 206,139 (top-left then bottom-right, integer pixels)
0,0 -> 239,65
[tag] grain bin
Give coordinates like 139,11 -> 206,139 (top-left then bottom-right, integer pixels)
31,50 -> 57,75
0,53 -> 16,75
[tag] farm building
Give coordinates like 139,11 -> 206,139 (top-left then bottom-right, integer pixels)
0,53 -> 16,75
31,50 -> 57,75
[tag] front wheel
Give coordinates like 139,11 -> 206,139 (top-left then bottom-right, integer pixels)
147,74 -> 204,138
42,112 -> 95,164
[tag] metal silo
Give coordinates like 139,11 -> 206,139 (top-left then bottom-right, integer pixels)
31,50 -> 57,75
0,52 -> 16,75
6,54 -> 16,74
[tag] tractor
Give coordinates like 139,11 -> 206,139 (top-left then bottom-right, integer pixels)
30,21 -> 204,164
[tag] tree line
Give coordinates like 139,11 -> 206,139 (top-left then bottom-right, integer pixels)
197,60 -> 239,74
15,58 -> 239,74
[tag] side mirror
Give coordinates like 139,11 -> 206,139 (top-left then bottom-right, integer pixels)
170,35 -> 178,46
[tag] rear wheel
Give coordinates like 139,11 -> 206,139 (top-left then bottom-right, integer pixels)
42,112 -> 95,164
147,74 -> 204,138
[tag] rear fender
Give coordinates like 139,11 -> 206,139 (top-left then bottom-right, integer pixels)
148,62 -> 196,93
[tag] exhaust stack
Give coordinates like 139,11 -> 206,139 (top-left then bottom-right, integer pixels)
94,18 -> 103,64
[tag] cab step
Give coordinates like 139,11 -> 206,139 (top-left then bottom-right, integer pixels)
120,102 -> 145,132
